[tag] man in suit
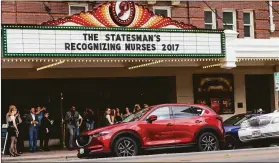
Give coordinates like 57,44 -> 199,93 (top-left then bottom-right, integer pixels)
26,107 -> 39,152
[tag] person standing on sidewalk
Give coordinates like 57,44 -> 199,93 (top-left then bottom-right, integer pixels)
41,112 -> 53,151
65,106 -> 81,150
7,105 -> 20,157
36,106 -> 45,151
26,107 -> 39,152
84,108 -> 95,130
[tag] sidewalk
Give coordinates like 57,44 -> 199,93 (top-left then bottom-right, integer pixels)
1,150 -> 77,162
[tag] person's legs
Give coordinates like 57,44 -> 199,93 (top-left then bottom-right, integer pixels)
17,132 -> 24,153
14,137 -> 18,154
39,127 -> 44,150
44,133 -> 50,151
68,127 -> 74,149
33,128 -> 38,151
72,128 -> 77,148
28,128 -> 34,152
9,136 -> 15,154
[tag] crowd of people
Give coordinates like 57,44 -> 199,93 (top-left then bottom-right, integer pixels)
5,103 -> 149,156
6,105 -> 52,157
64,104 -> 149,150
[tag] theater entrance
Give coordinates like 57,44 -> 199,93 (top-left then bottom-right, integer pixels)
1,76 -> 176,138
245,74 -> 275,113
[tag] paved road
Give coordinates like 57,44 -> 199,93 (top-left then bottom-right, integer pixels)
5,146 -> 279,162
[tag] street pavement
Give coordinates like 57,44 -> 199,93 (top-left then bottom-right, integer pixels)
2,146 -> 279,162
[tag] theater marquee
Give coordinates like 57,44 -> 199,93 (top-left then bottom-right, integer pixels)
2,1 -> 225,58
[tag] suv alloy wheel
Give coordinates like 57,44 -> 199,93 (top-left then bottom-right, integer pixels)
113,137 -> 139,157
197,132 -> 220,151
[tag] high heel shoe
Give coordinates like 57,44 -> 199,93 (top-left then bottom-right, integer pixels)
9,153 -> 16,157
13,152 -> 20,156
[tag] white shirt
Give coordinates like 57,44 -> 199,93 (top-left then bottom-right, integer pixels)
31,113 -> 36,126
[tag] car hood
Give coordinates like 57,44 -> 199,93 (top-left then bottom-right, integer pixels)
80,122 -> 131,136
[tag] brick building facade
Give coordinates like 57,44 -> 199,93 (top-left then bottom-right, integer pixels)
2,1 -> 279,38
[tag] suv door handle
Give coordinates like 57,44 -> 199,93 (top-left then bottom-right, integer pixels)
167,123 -> 173,126
195,120 -> 202,123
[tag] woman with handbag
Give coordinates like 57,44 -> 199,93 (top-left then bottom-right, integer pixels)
7,105 -> 20,157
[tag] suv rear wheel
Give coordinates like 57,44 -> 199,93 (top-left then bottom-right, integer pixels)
197,132 -> 220,151
113,137 -> 139,157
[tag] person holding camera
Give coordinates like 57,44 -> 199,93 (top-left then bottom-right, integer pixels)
26,107 -> 39,152
65,106 -> 82,150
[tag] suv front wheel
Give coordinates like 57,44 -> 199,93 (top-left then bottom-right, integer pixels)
197,132 -> 220,151
113,137 -> 139,157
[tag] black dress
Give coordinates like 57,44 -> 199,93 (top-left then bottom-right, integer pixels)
41,117 -> 52,150
7,118 -> 16,137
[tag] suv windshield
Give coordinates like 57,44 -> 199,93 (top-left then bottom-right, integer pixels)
224,114 -> 250,126
122,108 -> 149,123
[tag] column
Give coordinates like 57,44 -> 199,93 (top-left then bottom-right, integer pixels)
176,74 -> 194,103
220,30 -> 238,69
274,65 -> 279,110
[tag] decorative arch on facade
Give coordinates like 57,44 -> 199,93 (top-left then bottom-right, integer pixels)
42,1 -> 197,29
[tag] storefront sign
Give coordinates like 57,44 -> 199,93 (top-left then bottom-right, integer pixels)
2,25 -> 225,58
275,72 -> 279,91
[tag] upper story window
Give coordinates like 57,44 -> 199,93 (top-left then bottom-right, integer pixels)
204,9 -> 216,29
222,9 -> 237,31
153,6 -> 171,17
243,11 -> 254,38
69,3 -> 88,15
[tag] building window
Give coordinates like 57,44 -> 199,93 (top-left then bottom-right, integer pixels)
153,6 -> 171,17
204,9 -> 216,29
243,11 -> 254,38
69,3 -> 88,15
223,10 -> 237,30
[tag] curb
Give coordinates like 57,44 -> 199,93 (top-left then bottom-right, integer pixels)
2,155 -> 77,162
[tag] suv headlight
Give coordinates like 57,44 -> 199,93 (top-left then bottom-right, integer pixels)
92,131 -> 110,137
240,121 -> 250,129
272,117 -> 279,124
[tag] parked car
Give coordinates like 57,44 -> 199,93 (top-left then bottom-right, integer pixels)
223,113 -> 260,149
76,104 -> 225,158
238,112 -> 279,147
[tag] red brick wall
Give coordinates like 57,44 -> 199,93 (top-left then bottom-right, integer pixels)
2,1 -> 279,39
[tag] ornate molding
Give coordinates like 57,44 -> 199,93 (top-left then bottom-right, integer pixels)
42,1 -> 196,29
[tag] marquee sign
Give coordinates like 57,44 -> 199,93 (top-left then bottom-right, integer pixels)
1,1 -> 225,58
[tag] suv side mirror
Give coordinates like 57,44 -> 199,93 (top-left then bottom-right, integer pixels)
147,115 -> 157,123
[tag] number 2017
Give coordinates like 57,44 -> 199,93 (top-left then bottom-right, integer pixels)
162,44 -> 179,51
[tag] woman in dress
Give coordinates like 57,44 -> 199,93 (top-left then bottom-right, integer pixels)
115,108 -> 123,123
123,107 -> 131,119
102,108 -> 113,126
41,112 -> 53,151
7,105 -> 20,157
111,109 -> 116,124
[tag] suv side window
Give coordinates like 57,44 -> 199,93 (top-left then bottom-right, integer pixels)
172,106 -> 202,118
148,106 -> 170,120
191,107 -> 204,116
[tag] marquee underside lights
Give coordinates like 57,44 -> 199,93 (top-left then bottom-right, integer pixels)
202,63 -> 223,69
128,60 -> 164,70
1,58 -> 221,63
36,60 -> 65,71
237,58 -> 279,61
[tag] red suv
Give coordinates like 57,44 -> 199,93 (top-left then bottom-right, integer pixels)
76,104 -> 225,158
